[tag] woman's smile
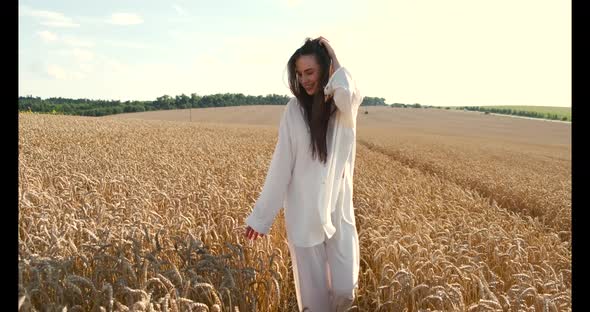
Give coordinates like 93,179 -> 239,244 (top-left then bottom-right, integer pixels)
295,54 -> 322,95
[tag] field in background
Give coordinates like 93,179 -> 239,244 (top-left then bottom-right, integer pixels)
19,107 -> 571,311
479,106 -> 570,117
108,105 -> 572,139
452,105 -> 571,122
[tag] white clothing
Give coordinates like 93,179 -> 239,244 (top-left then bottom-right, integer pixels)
245,66 -> 363,247
288,209 -> 361,312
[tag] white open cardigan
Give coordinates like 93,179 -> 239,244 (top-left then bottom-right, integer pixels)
245,66 -> 363,247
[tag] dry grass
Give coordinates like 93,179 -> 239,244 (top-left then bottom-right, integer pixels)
19,112 -> 570,311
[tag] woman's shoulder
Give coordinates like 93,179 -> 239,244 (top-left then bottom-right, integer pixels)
284,96 -> 299,115
287,96 -> 297,107
282,97 -> 305,130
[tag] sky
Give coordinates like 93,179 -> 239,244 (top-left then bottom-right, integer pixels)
18,0 -> 571,107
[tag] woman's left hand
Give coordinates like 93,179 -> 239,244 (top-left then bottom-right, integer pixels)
318,37 -> 336,61
319,37 -> 338,103
318,37 -> 340,70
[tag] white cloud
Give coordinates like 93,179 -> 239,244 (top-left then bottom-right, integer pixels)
27,60 -> 45,76
52,48 -> 95,63
192,53 -> 223,68
71,48 -> 95,63
169,30 -> 186,41
62,36 -> 95,48
46,64 -> 67,80
222,35 -> 293,67
20,6 -> 80,28
104,39 -> 151,49
45,63 -> 88,81
286,0 -> 302,8
76,16 -> 106,26
173,4 -> 188,16
78,63 -> 95,74
37,30 -> 58,43
107,13 -> 144,25
41,20 -> 80,28
104,59 -> 129,73
70,71 -> 86,80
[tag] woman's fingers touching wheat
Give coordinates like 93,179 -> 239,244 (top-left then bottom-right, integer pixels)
244,225 -> 264,240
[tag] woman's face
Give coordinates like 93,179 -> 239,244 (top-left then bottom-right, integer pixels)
295,55 -> 321,96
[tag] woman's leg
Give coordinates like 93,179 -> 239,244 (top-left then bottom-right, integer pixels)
325,222 -> 360,312
288,241 -> 332,312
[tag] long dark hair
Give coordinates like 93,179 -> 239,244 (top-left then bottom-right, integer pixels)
287,37 -> 337,164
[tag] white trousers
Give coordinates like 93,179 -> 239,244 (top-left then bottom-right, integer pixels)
287,219 -> 360,312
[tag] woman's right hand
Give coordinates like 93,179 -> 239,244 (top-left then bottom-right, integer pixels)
244,225 -> 264,240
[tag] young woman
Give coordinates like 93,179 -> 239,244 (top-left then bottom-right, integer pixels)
244,36 -> 363,312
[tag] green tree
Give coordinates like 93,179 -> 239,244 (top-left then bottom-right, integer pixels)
155,95 -> 174,110
175,94 -> 190,109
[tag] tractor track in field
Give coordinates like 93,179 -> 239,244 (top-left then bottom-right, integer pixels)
355,138 -> 561,235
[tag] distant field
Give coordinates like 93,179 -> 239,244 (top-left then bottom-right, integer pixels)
109,106 -> 571,147
480,105 -> 570,114
455,105 -> 571,121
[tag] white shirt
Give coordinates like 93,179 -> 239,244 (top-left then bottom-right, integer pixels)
245,66 -> 364,247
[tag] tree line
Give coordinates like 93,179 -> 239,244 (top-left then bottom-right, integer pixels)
389,103 -> 436,109
19,93 -> 388,116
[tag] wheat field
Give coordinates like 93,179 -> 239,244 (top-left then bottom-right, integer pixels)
19,108 -> 571,311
